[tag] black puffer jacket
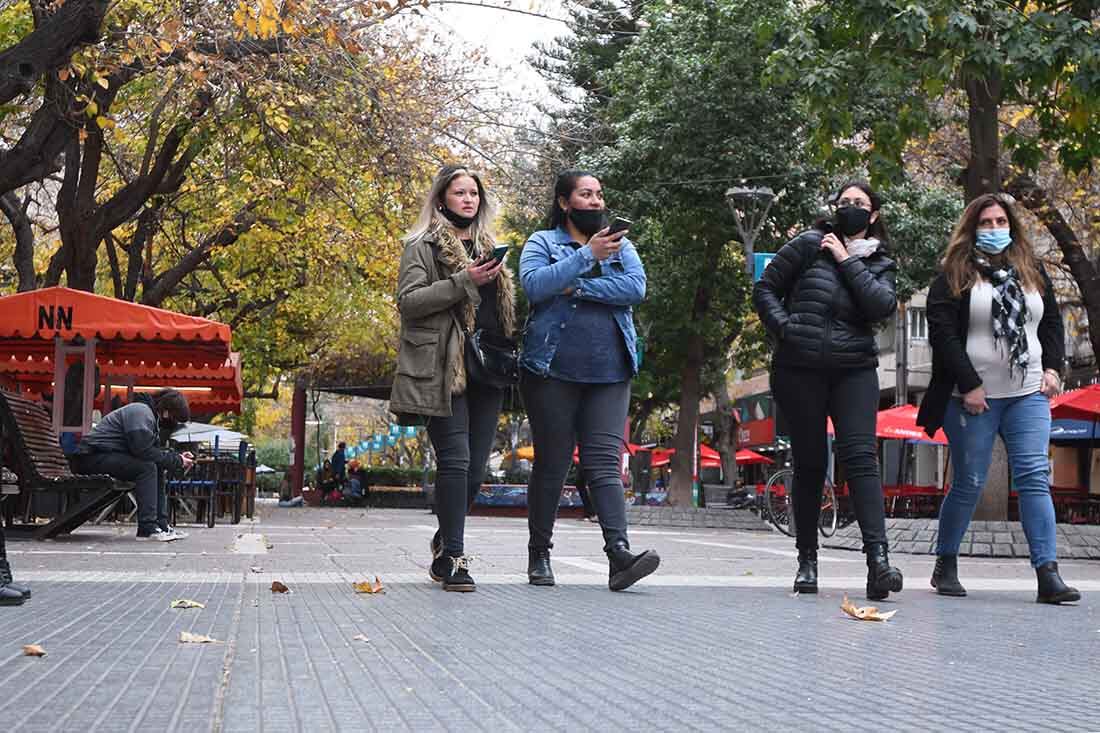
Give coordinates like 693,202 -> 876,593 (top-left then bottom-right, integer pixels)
752,229 -> 898,370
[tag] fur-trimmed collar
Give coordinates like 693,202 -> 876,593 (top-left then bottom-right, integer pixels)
428,224 -> 517,339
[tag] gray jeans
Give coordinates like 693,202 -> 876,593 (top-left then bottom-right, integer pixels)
71,452 -> 167,534
520,371 -> 630,553
427,381 -> 504,556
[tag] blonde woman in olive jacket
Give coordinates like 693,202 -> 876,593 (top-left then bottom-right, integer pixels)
392,164 -> 516,592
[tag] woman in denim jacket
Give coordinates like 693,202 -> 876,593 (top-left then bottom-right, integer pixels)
519,170 -> 660,591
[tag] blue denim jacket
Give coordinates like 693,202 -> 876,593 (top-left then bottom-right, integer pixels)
518,226 -> 646,376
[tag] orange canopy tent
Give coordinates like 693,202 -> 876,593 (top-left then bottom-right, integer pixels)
0,287 -> 239,431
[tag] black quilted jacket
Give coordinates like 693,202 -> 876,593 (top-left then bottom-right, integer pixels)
752,229 -> 898,370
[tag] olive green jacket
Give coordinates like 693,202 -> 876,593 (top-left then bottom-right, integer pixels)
390,227 -> 515,419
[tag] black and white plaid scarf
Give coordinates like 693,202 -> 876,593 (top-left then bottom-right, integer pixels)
974,255 -> 1029,382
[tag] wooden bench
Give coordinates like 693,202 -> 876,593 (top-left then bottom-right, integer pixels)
0,389 -> 130,540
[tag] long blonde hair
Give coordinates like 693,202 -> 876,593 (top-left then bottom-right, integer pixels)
404,164 -> 497,245
941,193 -> 1043,296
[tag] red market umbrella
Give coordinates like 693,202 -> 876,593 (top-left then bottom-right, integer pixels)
735,449 -> 773,465
827,406 -> 947,445
1050,385 -> 1100,422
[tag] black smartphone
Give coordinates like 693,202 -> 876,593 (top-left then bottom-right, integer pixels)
480,244 -> 509,264
608,216 -> 632,234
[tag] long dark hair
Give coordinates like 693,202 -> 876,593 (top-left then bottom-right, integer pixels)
942,193 -> 1042,296
545,169 -> 598,230
812,180 -> 889,244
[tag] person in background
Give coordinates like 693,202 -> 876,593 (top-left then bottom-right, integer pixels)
519,170 -> 659,591
917,193 -> 1079,604
331,442 -> 347,486
71,389 -> 194,541
391,164 -> 516,592
753,180 -> 903,600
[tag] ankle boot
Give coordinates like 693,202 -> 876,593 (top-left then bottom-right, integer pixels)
930,555 -> 966,597
0,559 -> 29,599
865,542 -> 903,601
1035,561 -> 1080,604
793,548 -> 818,594
607,541 -> 660,592
0,584 -> 24,606
527,548 -> 555,586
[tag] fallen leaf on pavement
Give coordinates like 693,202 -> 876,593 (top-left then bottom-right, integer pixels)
249,566 -> 263,574
271,581 -> 290,593
179,631 -> 219,644
170,599 -> 205,609
22,644 -> 46,657
841,595 -> 897,622
353,576 -> 385,594
352,634 -> 370,642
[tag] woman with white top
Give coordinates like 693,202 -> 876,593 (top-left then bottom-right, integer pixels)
917,193 -> 1080,604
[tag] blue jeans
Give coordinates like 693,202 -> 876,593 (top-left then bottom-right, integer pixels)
938,391 -> 1058,567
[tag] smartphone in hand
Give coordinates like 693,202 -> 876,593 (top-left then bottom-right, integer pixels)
479,245 -> 509,265
608,216 -> 632,235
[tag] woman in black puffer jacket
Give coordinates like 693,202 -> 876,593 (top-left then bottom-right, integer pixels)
752,180 -> 903,601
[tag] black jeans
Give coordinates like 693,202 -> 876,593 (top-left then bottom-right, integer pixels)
521,371 -> 630,553
71,452 -> 167,534
771,366 -> 887,552
427,380 -> 504,556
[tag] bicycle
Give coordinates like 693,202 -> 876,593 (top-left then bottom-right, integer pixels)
761,468 -> 838,538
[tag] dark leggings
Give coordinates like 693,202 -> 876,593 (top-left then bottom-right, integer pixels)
521,370 -> 630,553
771,366 -> 887,552
427,381 -> 504,556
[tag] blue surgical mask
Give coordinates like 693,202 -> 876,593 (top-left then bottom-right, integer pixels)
975,228 -> 1012,254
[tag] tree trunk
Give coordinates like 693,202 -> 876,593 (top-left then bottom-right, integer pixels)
963,71 -> 1002,201
1006,174 -> 1100,364
711,378 -> 737,487
668,332 -> 704,506
0,0 -> 110,106
0,191 -> 36,291
973,438 -> 1011,521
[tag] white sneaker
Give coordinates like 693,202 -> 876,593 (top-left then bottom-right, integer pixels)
163,526 -> 190,540
136,528 -> 180,542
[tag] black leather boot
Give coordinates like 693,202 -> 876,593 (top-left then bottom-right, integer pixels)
930,555 -> 966,597
527,548 -> 555,586
0,558 -> 29,599
865,542 -> 903,601
607,541 -> 660,591
0,584 -> 23,606
1035,561 -> 1080,604
793,548 -> 818,594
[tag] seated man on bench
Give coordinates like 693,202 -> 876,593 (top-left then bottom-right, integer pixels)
71,389 -> 195,541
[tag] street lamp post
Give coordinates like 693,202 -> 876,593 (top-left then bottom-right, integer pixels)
725,185 -> 777,277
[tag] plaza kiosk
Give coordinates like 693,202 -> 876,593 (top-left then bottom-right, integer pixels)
0,287 -> 244,531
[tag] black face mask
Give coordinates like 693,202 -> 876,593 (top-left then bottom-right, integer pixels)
567,208 -> 608,237
834,206 -> 872,238
439,204 -> 476,230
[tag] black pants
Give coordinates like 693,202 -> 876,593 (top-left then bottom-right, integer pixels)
771,366 -> 887,552
427,380 -> 504,556
521,371 -> 630,553
72,452 -> 166,534
575,466 -> 596,518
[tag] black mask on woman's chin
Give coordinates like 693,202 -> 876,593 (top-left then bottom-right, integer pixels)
568,208 -> 608,237
439,205 -> 476,230
834,206 -> 872,237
